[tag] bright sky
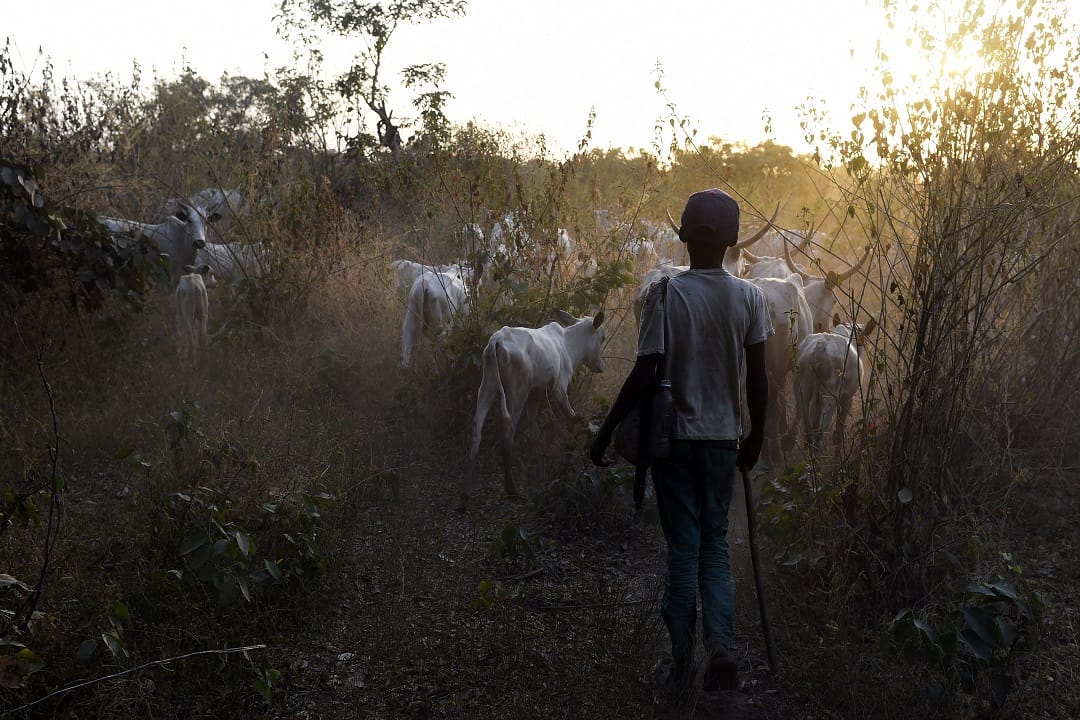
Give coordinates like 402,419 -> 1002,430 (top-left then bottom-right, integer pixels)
3,0 -> 1051,156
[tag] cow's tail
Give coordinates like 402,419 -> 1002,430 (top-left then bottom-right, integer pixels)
401,279 -> 426,367
492,339 -> 511,423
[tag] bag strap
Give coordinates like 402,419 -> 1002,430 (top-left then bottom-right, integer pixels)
657,276 -> 670,383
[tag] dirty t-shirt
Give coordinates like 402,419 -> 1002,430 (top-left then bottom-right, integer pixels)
637,268 -> 774,441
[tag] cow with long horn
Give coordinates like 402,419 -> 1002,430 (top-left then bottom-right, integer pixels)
740,228 -> 815,279
783,237 -> 874,332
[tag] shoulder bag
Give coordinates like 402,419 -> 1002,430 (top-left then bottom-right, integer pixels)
614,277 -> 677,469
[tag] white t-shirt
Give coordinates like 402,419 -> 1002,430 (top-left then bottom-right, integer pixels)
637,268 -> 774,441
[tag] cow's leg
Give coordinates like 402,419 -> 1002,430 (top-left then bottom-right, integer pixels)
554,382 -> 575,416
835,399 -> 851,455
817,394 -> 837,457
462,384 -> 494,510
500,389 -> 529,498
759,369 -> 787,472
197,311 -> 209,355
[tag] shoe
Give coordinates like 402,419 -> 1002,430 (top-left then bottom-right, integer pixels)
702,647 -> 738,692
653,657 -> 693,708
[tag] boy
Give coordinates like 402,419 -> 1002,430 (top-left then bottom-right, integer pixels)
591,189 -> 771,696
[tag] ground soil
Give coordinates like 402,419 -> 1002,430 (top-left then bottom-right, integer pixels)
254,441 -> 1079,720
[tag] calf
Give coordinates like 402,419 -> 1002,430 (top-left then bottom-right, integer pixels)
794,316 -> 878,454
399,268 -> 470,369
175,264 -> 217,358
462,311 -> 606,507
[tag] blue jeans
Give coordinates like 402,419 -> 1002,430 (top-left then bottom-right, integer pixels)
652,439 -> 738,677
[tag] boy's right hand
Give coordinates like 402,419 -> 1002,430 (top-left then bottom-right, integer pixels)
590,432 -> 613,467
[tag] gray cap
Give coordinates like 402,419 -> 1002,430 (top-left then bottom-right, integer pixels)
680,189 -> 740,245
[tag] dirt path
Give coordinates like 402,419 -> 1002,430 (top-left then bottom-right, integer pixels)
264,448 -> 1077,720
264,452 -> 805,719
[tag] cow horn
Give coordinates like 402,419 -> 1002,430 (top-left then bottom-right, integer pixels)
732,203 -> 781,250
666,203 -> 779,249
741,248 -> 764,264
664,209 -> 680,235
834,244 -> 874,282
782,232 -> 813,281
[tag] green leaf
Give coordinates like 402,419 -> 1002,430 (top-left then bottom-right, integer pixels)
963,607 -> 1004,649
213,538 -> 232,557
115,446 -> 135,460
964,583 -> 997,598
987,581 -> 1019,601
110,601 -> 130,621
15,648 -> 44,675
959,628 -> 993,663
995,616 -> 1018,649
101,633 -> 126,658
234,531 -> 254,556
110,600 -> 130,621
253,679 -> 272,701
912,617 -> 936,644
264,559 -> 284,582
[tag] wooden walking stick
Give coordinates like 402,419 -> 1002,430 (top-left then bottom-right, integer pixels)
741,466 -> 778,674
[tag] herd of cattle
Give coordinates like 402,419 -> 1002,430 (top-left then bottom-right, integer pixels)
94,191 -> 879,501
391,209 -> 879,504
95,188 -> 270,357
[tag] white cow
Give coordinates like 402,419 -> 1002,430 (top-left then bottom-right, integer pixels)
748,275 -> 815,471
399,267 -> 470,369
740,230 -> 814,280
196,241 -> 271,282
782,239 -> 874,332
175,264 -> 217,359
100,201 -> 208,281
391,259 -> 470,292
462,310 -> 607,506
188,188 -> 246,244
544,227 -> 575,268
794,316 -> 878,454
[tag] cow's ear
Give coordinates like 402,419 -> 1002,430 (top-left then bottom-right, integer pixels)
592,311 -> 605,329
554,310 -> 577,326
